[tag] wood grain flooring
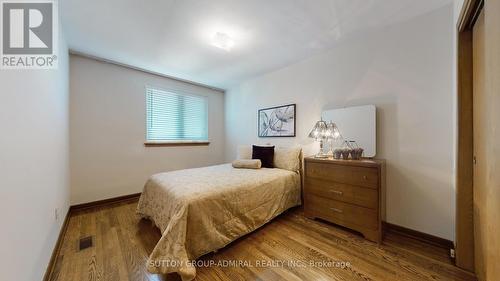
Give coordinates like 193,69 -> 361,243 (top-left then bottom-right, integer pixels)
48,200 -> 476,281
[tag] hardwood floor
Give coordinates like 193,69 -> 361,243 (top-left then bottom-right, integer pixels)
49,200 -> 476,281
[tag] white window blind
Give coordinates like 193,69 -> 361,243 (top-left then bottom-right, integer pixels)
146,88 -> 208,141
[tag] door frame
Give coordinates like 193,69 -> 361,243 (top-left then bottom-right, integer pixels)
455,0 -> 483,272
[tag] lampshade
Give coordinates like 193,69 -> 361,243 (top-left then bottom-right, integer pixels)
308,120 -> 328,140
308,120 -> 341,141
326,121 -> 341,140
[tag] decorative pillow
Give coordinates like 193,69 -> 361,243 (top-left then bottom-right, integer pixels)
236,145 -> 252,160
252,145 -> 275,168
232,159 -> 262,169
274,146 -> 302,172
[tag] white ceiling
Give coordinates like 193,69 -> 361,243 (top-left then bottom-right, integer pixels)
61,0 -> 451,90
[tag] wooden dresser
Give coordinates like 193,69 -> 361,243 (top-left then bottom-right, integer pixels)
304,157 -> 385,243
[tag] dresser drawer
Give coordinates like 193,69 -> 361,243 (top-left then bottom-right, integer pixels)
306,162 -> 378,189
305,195 -> 379,230
305,177 -> 378,209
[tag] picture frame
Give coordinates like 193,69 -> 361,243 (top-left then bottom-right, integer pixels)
258,104 -> 296,137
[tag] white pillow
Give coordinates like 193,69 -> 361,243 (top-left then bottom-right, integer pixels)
274,146 -> 302,172
236,145 -> 252,160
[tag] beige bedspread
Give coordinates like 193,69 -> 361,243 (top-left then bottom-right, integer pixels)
136,163 -> 301,280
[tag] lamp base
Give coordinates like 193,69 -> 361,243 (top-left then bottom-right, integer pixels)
314,153 -> 329,159
315,139 -> 330,158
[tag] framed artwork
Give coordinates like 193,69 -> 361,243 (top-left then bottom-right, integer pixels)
258,104 -> 296,137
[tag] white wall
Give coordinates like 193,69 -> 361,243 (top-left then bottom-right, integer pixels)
225,5 -> 456,240
69,55 -> 225,204
0,27 -> 70,281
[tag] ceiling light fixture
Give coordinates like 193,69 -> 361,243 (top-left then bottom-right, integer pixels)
211,32 -> 234,51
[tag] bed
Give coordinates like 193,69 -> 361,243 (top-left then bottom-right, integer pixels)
136,147 -> 302,281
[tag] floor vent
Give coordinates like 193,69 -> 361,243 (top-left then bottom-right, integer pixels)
79,236 -> 93,251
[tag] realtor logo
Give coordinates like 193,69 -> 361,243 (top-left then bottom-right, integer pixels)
1,0 -> 58,69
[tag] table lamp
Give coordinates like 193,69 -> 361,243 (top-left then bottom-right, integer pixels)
308,120 -> 340,158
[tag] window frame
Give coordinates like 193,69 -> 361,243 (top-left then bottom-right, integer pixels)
144,86 -> 209,146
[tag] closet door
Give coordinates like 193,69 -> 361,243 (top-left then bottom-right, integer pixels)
472,2 -> 500,280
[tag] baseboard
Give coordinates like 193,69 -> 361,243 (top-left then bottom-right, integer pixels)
43,192 -> 142,281
70,192 -> 141,212
383,221 -> 454,250
42,208 -> 71,281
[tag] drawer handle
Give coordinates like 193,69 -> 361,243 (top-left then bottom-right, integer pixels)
363,175 -> 368,180
330,207 -> 343,213
329,190 -> 343,196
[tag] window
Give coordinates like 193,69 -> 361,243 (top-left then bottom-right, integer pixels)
146,87 -> 208,143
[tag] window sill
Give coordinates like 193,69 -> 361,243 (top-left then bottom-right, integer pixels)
144,141 -> 210,147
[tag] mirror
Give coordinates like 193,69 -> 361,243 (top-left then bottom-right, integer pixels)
322,105 -> 376,157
